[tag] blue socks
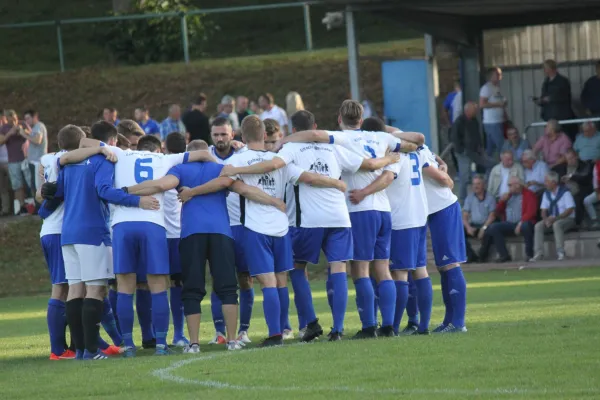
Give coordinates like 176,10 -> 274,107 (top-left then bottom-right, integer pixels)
378,280 -> 396,328
290,269 -> 316,327
326,268 -> 334,313
239,288 -> 254,333
371,277 -> 380,325
330,272 -> 348,334
407,275 -> 419,324
169,286 -> 185,340
414,277 -> 433,333
262,287 -> 281,337
354,277 -> 376,329
447,267 -> 467,328
393,281 -> 409,334
101,297 -> 122,346
117,293 -> 135,348
136,289 -> 154,342
151,291 -> 170,347
211,291 -> 226,334
108,288 -> 119,329
278,287 -> 291,332
47,299 -> 66,355
440,270 -> 452,326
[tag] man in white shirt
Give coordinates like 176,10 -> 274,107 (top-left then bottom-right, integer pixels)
479,67 -> 508,158
259,93 -> 288,135
531,171 -> 576,261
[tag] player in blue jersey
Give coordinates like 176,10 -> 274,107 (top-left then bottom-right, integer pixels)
43,123 -> 160,360
135,106 -> 161,138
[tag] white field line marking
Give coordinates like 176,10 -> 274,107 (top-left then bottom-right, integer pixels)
151,346 -> 599,396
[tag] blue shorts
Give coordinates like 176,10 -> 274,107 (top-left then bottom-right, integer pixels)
292,227 -> 353,264
113,222 -> 169,276
231,225 -> 248,273
168,238 -> 181,275
349,211 -> 392,261
243,228 -> 293,276
390,226 -> 427,270
428,201 -> 467,267
41,234 -> 67,285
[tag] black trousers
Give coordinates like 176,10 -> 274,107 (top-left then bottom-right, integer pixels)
480,221 -> 535,260
464,223 -> 482,262
179,233 -> 238,316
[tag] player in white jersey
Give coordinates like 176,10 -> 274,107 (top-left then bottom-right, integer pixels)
221,111 -> 402,341
271,100 -> 423,338
420,145 -> 468,333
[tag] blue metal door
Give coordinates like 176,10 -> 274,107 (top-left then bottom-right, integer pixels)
382,60 -> 432,146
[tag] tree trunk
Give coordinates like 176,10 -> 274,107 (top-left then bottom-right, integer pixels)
112,0 -> 133,13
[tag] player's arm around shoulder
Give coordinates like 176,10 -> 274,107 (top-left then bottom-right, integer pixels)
423,164 -> 454,189
229,180 -> 286,213
59,146 -> 117,166
297,170 -> 346,193
349,168 -> 397,205
274,129 -> 332,152
220,156 -> 287,177
360,151 -> 401,171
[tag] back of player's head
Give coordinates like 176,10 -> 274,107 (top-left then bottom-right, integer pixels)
137,135 -> 162,152
241,115 -> 265,143
117,133 -> 131,150
361,117 -> 386,132
58,125 -> 85,151
91,121 -> 118,143
290,110 -> 316,132
211,116 -> 232,129
117,119 -> 144,139
263,118 -> 281,137
166,132 -> 186,154
187,140 -> 208,151
79,126 -> 92,138
339,100 -> 363,127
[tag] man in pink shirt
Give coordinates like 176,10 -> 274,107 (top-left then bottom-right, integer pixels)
533,119 -> 572,176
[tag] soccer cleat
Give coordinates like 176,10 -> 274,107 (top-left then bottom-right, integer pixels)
438,323 -> 468,334
208,332 -> 226,345
142,338 -> 156,349
351,326 -> 377,340
227,341 -> 243,351
328,331 -> 343,341
529,252 -> 543,262
83,349 -> 109,360
297,328 -> 306,340
49,349 -> 76,360
172,337 -> 190,348
102,345 -> 122,356
432,323 -> 447,333
301,319 -> 324,342
237,331 -> 251,344
183,343 -> 200,354
557,250 -> 565,261
122,346 -> 136,358
376,325 -> 396,338
75,349 -> 84,360
282,329 -> 294,340
401,322 -> 419,335
154,344 -> 174,356
259,334 -> 284,347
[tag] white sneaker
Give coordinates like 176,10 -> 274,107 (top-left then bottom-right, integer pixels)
226,341 -> 243,351
183,343 -> 200,354
297,328 -> 306,340
208,332 -> 226,345
172,337 -> 190,348
237,331 -> 251,344
529,252 -> 543,262
557,250 -> 565,261
282,329 -> 294,340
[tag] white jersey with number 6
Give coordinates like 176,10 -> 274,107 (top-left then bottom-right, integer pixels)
109,146 -> 189,228
420,145 -> 457,215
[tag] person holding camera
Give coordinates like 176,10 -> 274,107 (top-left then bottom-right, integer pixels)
0,110 -> 29,215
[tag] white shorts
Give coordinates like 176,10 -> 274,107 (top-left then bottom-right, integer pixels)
62,243 -> 114,284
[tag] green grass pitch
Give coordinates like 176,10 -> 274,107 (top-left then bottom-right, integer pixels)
1,267 -> 599,400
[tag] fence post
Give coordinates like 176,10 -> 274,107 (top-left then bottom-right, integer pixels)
180,12 -> 190,63
55,20 -> 65,72
303,3 -> 313,51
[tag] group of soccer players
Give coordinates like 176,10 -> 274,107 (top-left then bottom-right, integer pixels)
37,99 -> 468,360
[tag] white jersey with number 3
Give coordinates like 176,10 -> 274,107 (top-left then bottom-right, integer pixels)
327,130 -> 401,213
39,151 -> 67,237
110,146 -> 188,228
420,145 -> 457,215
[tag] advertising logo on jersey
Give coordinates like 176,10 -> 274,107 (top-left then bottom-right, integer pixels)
309,159 -> 330,175
258,174 -> 276,195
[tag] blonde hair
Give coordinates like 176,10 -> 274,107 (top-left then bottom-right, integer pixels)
241,115 -> 265,143
286,91 -> 304,117
187,139 -> 208,151
339,99 -> 363,127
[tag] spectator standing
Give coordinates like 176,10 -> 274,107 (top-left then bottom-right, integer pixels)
236,96 -> 251,123
218,95 -> 240,131
581,61 -> 600,119
501,126 -> 530,161
182,94 -> 211,144
573,121 -> 600,162
461,174 -> 497,262
562,149 -> 593,225
160,104 -> 186,141
479,176 -> 537,262
259,93 -> 288,135
443,80 -> 463,125
21,110 -> 47,194
0,110 -> 28,215
583,160 -> 600,228
521,150 -> 549,195
135,106 -> 160,137
531,171 -> 576,262
450,102 -> 496,203
285,92 -> 304,132
479,67 -> 508,158
487,150 -> 524,200
249,100 -> 262,117
535,60 -> 577,141
532,119 -> 571,176
102,107 -> 120,126
0,114 -> 9,215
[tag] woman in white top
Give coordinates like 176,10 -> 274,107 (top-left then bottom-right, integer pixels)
286,92 -> 304,133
